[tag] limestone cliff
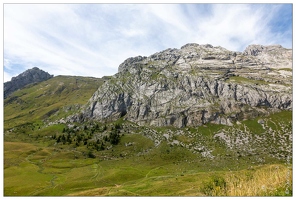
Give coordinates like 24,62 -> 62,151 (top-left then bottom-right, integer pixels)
74,43 -> 292,128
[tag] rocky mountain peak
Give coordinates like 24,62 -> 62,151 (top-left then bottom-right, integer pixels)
243,44 -> 265,56
69,43 -> 292,128
243,44 -> 284,56
4,67 -> 53,98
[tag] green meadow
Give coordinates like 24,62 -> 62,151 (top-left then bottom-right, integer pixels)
4,135 -> 292,196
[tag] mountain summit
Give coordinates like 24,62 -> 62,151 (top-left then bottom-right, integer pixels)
73,43 -> 292,128
4,67 -> 53,98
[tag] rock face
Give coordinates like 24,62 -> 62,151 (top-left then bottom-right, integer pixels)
78,43 -> 292,128
4,67 -> 53,98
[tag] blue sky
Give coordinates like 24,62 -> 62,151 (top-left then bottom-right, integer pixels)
3,3 -> 292,82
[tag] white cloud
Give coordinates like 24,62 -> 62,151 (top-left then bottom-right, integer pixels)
3,4 -> 292,81
3,71 -> 16,82
147,4 -> 191,33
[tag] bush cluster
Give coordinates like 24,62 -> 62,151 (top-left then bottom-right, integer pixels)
53,122 -> 122,151
200,175 -> 227,196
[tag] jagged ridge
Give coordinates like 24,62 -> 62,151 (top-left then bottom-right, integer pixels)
4,67 -> 53,98
70,43 -> 292,128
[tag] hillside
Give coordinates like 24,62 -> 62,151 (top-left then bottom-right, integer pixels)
3,43 -> 292,197
4,75 -> 110,130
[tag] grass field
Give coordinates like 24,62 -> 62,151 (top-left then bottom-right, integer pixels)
4,139 -> 292,196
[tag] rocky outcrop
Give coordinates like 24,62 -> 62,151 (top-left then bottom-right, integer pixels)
4,67 -> 53,98
75,43 -> 292,128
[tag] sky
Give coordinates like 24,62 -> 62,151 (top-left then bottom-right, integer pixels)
3,3 -> 293,82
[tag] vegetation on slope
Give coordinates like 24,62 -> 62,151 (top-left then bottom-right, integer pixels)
3,73 -> 292,197
4,75 -> 110,130
4,111 -> 292,196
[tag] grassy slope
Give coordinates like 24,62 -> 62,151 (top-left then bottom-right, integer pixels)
4,111 -> 292,196
4,75 -> 109,130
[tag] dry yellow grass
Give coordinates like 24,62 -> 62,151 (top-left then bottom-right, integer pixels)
225,164 -> 292,196
68,187 -> 110,196
68,164 -> 292,197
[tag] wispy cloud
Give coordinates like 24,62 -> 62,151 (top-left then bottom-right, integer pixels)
3,3 -> 292,82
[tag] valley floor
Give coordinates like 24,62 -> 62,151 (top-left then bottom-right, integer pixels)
4,140 -> 292,196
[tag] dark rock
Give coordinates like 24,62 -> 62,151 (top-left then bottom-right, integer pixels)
4,67 -> 53,98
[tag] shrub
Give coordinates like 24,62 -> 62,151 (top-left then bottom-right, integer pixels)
84,125 -> 88,130
114,123 -> 122,130
87,151 -> 96,158
100,143 -> 105,150
109,131 -> 120,145
200,175 -> 227,196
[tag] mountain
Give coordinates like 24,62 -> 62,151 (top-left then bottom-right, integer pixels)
3,43 -> 292,196
75,43 -> 292,128
4,67 -> 53,98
